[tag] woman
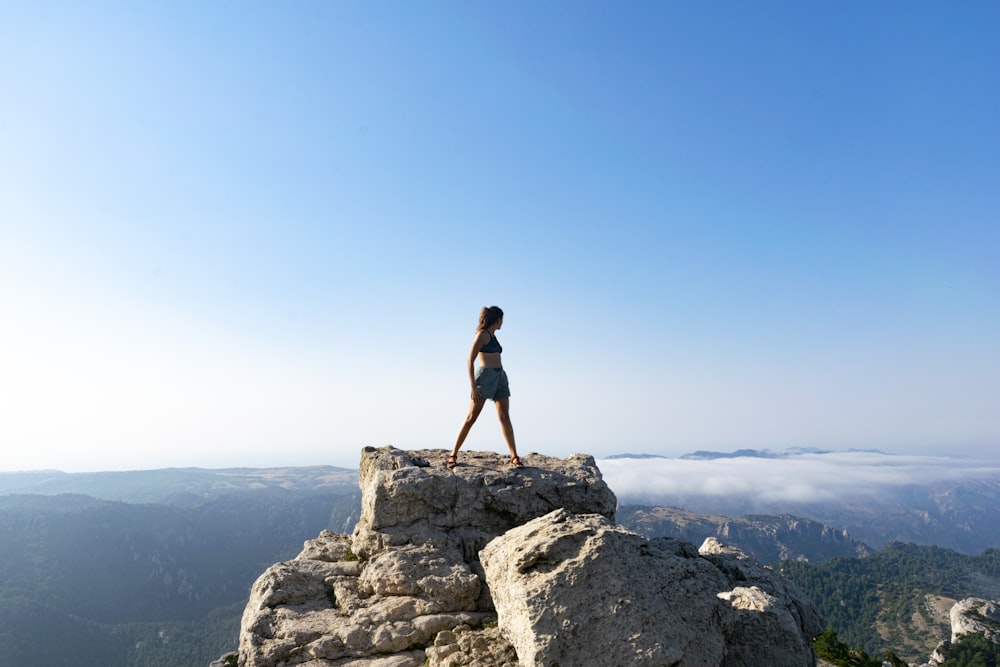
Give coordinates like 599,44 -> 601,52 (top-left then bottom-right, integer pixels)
447,306 -> 523,468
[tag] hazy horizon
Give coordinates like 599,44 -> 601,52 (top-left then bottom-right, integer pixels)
600,450 -> 1000,504
3,2 -> 998,473
4,446 -> 999,483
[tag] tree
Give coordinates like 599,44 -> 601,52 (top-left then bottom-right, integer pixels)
940,632 -> 1000,667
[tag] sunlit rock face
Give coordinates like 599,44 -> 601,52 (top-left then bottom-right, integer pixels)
951,597 -> 1000,644
481,513 -> 823,667
921,597 -> 1000,667
237,446 -> 822,667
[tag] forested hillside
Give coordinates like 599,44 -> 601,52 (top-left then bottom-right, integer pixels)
617,505 -> 872,563
778,543 -> 1000,664
614,475 -> 1000,556
0,489 -> 360,667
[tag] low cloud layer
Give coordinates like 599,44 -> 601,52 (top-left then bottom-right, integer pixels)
597,451 -> 1000,504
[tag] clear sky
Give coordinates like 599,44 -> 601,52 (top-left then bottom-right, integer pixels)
2,2 -> 998,472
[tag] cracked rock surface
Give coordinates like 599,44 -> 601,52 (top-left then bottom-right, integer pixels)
238,447 -> 615,666
237,446 -> 822,666
481,511 -> 824,667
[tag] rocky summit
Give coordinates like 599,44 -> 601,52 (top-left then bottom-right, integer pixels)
237,446 -> 823,666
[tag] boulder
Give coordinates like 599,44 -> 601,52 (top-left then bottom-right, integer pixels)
699,537 -> 826,666
951,597 -> 1000,643
480,510 -> 824,667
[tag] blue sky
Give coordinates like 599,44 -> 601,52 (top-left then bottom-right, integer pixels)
2,2 -> 998,472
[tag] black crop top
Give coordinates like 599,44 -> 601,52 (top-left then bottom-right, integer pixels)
480,331 -> 502,354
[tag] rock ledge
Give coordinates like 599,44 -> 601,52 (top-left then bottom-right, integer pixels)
237,447 -> 822,666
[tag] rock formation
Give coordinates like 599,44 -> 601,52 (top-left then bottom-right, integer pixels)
482,514 -> 823,667
918,597 -> 1000,667
950,597 -> 1000,644
237,446 -> 823,666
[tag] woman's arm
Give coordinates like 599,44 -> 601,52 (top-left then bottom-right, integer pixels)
467,330 -> 489,400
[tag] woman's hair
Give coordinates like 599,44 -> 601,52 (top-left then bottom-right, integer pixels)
478,306 -> 504,331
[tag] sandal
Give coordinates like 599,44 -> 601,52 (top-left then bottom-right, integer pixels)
446,454 -> 458,468
510,456 -> 524,468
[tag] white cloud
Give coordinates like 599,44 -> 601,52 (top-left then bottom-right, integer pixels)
597,451 -> 1000,504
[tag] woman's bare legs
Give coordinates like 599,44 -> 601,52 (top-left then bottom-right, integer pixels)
451,396 -> 486,458
495,397 -> 519,461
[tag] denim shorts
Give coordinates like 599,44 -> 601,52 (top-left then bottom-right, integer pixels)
475,366 -> 510,401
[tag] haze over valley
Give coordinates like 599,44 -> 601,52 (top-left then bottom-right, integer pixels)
3,448 -> 1000,665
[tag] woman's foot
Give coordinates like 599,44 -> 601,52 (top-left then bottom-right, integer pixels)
446,454 -> 458,468
510,455 -> 524,468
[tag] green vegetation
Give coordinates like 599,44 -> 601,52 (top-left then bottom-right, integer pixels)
0,490 -> 361,667
778,543 -> 1000,663
813,628 -> 907,667
939,632 -> 1000,666
966,608 -> 1000,634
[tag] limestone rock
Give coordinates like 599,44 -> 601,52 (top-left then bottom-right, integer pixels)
351,447 -> 616,560
239,447 -> 615,667
424,623 -> 520,666
238,446 -> 823,667
921,640 -> 950,667
916,597 -> 1000,667
480,509 -> 824,667
950,597 -> 1000,643
239,530 -> 495,666
699,536 -> 826,666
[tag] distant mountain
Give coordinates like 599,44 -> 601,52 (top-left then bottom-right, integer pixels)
601,449 -> 1000,555
679,447 -> 835,460
0,465 -> 358,506
0,467 -> 361,667
627,478 -> 1000,556
681,448 -> 781,460
605,447 -> 844,460
602,453 -> 669,460
617,505 -> 872,563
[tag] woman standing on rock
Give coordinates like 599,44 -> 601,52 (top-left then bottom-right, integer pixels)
447,306 -> 523,468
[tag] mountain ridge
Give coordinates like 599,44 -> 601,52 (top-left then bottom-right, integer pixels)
0,465 -> 358,506
618,505 -> 873,563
